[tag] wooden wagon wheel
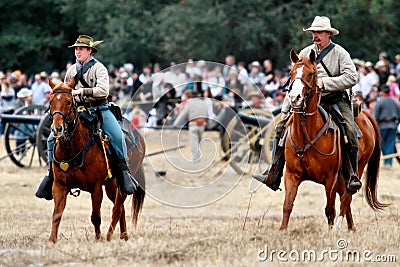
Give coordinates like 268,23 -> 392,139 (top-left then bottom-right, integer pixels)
3,105 -> 48,167
36,113 -> 52,164
221,108 -> 275,175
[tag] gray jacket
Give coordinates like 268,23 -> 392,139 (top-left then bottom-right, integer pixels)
282,41 -> 358,113
299,42 -> 358,94
64,60 -> 109,101
173,98 -> 209,127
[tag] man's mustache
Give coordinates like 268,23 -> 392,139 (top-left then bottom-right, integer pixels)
313,38 -> 321,42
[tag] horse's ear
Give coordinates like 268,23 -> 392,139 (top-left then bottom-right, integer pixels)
290,49 -> 299,63
68,77 -> 75,89
48,77 -> 55,89
309,49 -> 316,64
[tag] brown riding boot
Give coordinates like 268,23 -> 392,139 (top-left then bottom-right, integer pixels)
252,138 -> 284,191
346,145 -> 362,194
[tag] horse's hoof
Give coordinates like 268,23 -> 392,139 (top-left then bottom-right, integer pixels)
347,227 -> 356,232
106,234 -> 112,241
120,232 -> 129,241
95,231 -> 102,240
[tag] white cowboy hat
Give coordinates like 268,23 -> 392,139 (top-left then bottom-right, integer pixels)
251,61 -> 261,68
303,16 -> 339,36
51,71 -> 60,79
17,88 -> 32,98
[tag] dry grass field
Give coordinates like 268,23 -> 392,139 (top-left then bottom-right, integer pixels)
0,131 -> 399,267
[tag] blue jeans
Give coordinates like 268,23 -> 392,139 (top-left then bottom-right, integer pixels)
380,128 -> 397,166
47,104 -> 127,164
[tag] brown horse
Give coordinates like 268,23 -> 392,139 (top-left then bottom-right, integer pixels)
47,77 -> 145,243
280,49 -> 386,231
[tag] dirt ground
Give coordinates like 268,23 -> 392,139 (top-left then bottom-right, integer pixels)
0,131 -> 399,266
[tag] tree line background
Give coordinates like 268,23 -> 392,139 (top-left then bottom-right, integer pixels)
1,0 -> 399,75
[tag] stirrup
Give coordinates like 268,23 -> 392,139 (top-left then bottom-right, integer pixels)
346,175 -> 362,194
118,171 -> 137,195
251,171 -> 281,191
252,173 -> 268,183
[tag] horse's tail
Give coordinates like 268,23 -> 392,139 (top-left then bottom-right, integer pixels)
363,111 -> 388,211
132,165 -> 145,227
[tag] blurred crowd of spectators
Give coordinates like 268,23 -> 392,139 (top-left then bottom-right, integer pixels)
1,51 -> 400,133
352,52 -> 400,112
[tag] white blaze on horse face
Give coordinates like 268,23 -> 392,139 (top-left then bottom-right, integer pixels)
289,65 -> 304,108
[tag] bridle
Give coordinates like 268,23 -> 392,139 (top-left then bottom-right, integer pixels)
287,61 -> 337,158
50,89 -> 79,140
50,88 -> 95,193
288,62 -> 321,116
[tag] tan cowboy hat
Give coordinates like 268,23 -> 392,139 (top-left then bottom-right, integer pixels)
68,35 -> 103,53
303,16 -> 339,36
247,90 -> 264,99
39,71 -> 48,78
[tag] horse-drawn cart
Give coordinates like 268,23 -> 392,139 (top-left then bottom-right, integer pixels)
0,105 -> 51,167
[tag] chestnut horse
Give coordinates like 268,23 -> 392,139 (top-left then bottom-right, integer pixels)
281,49 -> 386,231
47,77 -> 145,243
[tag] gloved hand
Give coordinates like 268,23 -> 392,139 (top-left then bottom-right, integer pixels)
317,78 -> 324,89
72,89 -> 83,96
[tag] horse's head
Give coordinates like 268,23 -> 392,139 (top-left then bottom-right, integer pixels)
48,77 -> 77,139
288,49 -> 318,111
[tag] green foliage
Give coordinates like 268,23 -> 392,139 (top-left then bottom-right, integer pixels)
0,0 -> 68,73
0,0 -> 399,74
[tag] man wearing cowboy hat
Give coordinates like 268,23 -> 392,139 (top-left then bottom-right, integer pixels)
253,16 -> 361,194
15,87 -> 33,109
36,35 -> 138,200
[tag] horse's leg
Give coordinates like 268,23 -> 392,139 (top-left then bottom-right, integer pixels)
119,206 -> 128,241
49,183 -> 68,243
334,178 -> 353,231
324,179 -> 337,229
104,180 -> 128,241
91,184 -> 103,240
345,204 -> 355,231
107,189 -> 127,241
280,174 -> 300,230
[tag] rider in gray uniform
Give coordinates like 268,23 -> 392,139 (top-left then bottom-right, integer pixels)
36,35 -> 137,200
253,16 -> 361,194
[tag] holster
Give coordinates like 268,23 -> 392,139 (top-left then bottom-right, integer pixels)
321,91 -> 346,106
109,102 -> 123,121
323,103 -> 348,144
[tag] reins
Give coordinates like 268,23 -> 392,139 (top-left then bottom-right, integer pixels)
288,64 -> 321,116
50,89 -> 80,141
50,87 -> 95,196
287,62 -> 338,158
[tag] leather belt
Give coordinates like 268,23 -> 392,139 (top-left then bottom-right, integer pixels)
190,119 -> 206,126
83,99 -> 108,107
